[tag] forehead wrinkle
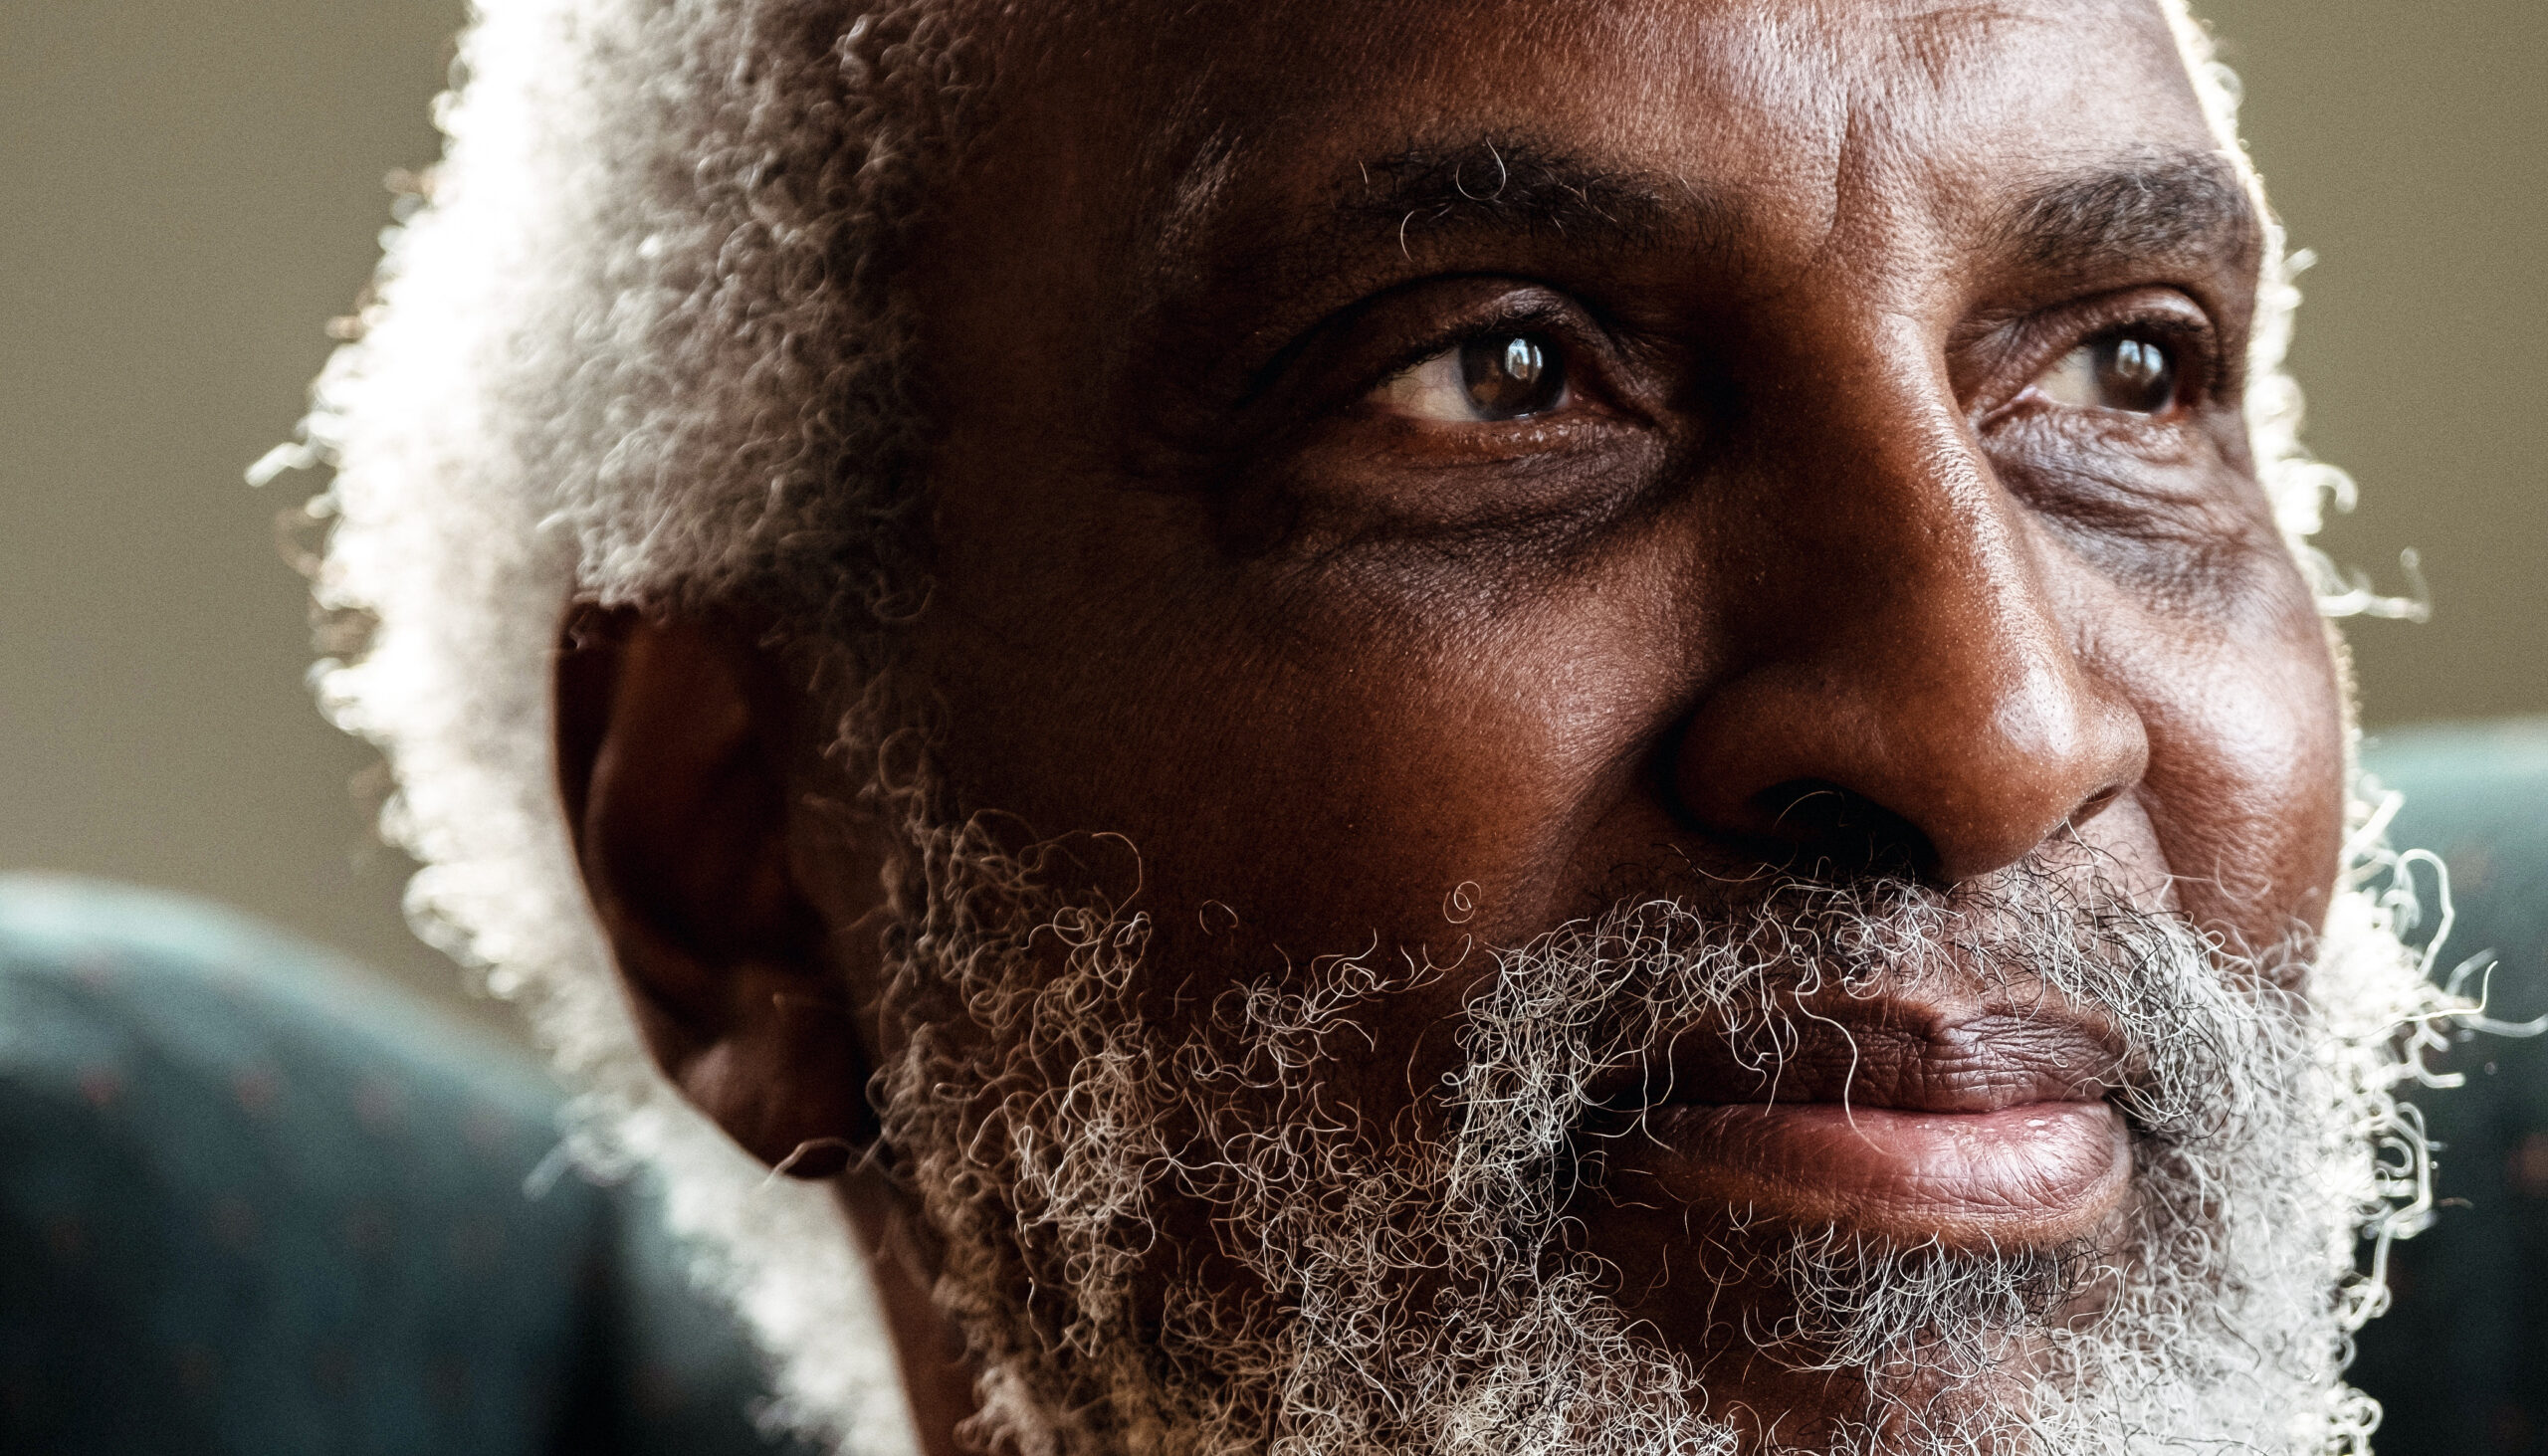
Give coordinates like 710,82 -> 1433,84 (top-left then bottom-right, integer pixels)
1871,2 -> 2053,87
1765,0 -> 2059,98
1153,127 -> 1245,267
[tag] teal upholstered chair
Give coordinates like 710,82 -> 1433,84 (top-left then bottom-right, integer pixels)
0,875 -> 817,1456
0,719 -> 2540,1454
2351,720 -> 2548,1456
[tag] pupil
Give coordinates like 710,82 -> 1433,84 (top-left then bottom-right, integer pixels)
1501,335 -> 1540,385
1459,333 -> 1562,419
2098,336 -> 2173,413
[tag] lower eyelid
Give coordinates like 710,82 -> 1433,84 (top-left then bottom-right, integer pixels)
1352,413 -> 1626,472
1989,407 -> 2211,477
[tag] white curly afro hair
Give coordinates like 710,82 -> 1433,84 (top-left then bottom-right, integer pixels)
283,2 -> 974,1449
273,2 -> 2402,1452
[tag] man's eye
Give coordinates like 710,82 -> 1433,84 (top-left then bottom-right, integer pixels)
2030,333 -> 2178,415
1374,332 -> 1571,422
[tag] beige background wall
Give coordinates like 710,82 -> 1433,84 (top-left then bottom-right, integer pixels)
2,0 -> 2540,1030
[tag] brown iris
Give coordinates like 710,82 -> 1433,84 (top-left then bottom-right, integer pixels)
1457,333 -> 1566,419
2092,335 -> 2174,413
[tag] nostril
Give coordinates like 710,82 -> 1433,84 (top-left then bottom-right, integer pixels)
2069,783 -> 2123,826
1750,778 -> 1937,882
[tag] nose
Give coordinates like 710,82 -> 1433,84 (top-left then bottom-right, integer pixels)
1670,375 -> 2147,888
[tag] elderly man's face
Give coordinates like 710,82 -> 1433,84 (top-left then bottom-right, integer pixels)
567,0 -> 2355,1451
888,0 -> 2328,1437
914,0 -> 2322,982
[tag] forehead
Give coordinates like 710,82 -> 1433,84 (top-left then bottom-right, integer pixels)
990,0 -> 2217,271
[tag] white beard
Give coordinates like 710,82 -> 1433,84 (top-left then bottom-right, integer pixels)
873,829 -> 2457,1456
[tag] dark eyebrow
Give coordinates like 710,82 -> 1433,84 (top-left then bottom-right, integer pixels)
1337,141 -> 1689,251
2002,151 -> 2261,274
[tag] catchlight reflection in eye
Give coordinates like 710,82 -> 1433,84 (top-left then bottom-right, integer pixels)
2032,334 -> 2178,415
1377,332 -> 1570,422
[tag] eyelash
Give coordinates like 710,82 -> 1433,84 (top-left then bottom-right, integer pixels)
1367,303 -> 1595,403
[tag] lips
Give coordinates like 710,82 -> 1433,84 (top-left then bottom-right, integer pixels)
1581,1000 -> 2135,1248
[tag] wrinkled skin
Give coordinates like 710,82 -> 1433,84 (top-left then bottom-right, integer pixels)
554,1 -> 2345,1451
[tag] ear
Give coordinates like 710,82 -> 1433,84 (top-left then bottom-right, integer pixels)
553,605 -> 878,1178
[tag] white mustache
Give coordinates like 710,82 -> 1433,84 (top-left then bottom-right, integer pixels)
1455,870 -> 2263,1162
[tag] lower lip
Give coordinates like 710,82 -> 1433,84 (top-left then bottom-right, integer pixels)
1621,1101 -> 2130,1247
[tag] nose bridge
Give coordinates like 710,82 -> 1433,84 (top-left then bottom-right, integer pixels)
1824,394 -> 2074,754
1673,325 -> 2148,885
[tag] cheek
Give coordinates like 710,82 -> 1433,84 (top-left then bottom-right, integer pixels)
2111,573 -> 2345,946
1162,609 -> 1678,950
926,549 -> 1690,974
916,567 -> 1692,1129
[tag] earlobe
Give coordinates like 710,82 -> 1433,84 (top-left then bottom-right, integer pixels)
553,605 -> 878,1176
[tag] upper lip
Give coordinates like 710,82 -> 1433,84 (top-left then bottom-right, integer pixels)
1582,992 -> 2131,1120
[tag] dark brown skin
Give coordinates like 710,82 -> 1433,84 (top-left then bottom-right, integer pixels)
554,1 -> 2346,1450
